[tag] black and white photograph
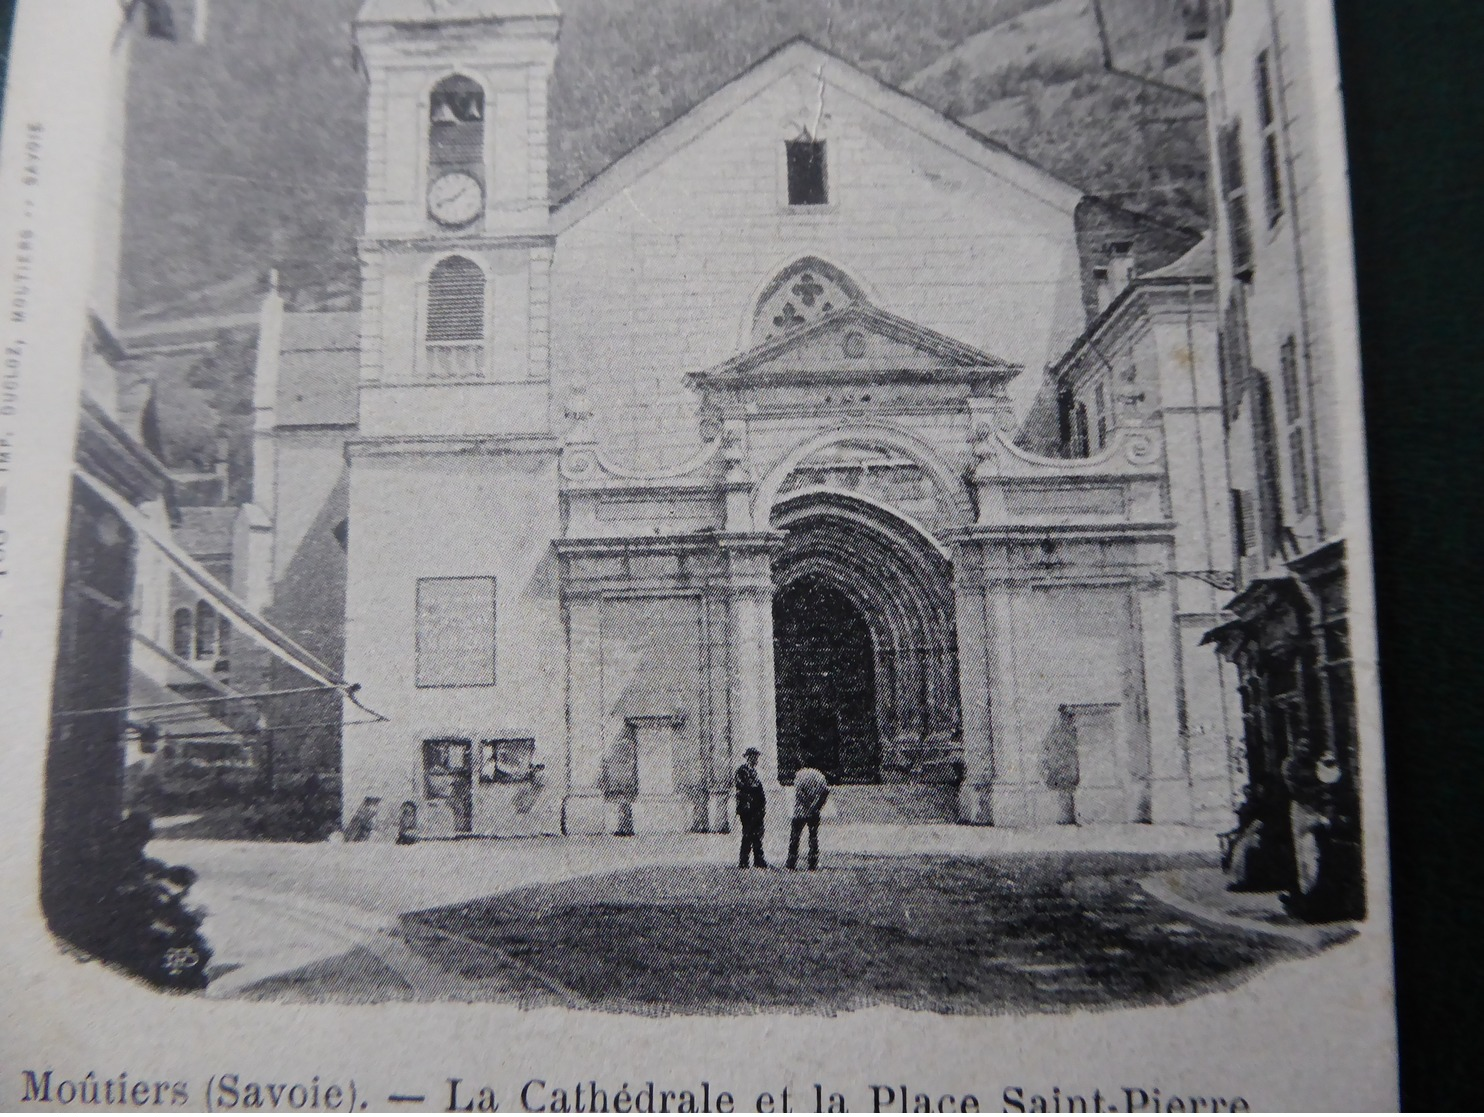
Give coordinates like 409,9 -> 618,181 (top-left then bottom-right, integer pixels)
0,0 -> 1398,1109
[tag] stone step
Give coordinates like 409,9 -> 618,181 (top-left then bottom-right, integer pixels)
825,782 -> 959,825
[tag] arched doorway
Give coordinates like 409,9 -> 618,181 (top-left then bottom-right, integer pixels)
771,494 -> 961,786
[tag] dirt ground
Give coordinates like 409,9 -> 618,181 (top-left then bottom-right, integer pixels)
243,850 -> 1319,1013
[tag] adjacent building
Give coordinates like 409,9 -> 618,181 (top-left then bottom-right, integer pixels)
43,0 -> 366,964
1188,0 -> 1364,918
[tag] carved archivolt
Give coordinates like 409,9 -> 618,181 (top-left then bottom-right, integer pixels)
754,425 -> 971,532
772,493 -> 961,749
777,439 -> 958,537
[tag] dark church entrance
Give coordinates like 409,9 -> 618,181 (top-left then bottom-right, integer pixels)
773,575 -> 881,784
769,494 -> 963,791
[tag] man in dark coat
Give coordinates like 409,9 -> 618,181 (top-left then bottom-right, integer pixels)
735,747 -> 768,868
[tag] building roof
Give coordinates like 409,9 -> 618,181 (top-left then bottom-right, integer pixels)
1145,231 -> 1214,279
176,506 -> 239,558
358,0 -> 559,24
1045,251 -> 1215,386
556,38 -> 1084,229
277,312 -> 360,427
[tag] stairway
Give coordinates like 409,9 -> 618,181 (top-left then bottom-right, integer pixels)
825,782 -> 959,824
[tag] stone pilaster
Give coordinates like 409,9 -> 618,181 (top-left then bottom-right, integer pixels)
562,595 -> 607,835
718,533 -> 783,805
1138,577 -> 1193,823
952,545 -> 994,823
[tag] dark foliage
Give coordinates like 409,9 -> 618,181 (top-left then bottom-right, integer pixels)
76,814 -> 213,991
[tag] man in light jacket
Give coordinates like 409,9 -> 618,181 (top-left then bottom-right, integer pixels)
786,765 -> 830,871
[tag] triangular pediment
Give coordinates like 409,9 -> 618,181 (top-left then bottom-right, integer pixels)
555,39 -> 1082,230
688,302 -> 1020,393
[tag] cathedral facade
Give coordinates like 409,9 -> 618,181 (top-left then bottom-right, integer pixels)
315,0 -> 1240,840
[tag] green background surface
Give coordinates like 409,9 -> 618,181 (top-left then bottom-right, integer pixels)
0,1 -> 1478,1109
1332,3 -> 1484,1110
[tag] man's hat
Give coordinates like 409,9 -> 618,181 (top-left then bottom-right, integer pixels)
744,747 -> 761,758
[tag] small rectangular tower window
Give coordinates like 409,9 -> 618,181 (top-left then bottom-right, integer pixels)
786,140 -> 828,206
416,576 -> 496,687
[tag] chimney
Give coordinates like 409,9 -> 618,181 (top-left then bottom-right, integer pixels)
1182,0 -> 1211,42
1108,242 -> 1136,293
1093,266 -> 1113,313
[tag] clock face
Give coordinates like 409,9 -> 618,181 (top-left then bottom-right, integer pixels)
427,171 -> 484,227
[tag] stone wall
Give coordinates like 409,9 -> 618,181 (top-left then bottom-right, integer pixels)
551,49 -> 1085,473
341,444 -> 565,838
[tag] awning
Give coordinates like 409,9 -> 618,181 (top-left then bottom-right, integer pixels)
72,466 -> 380,720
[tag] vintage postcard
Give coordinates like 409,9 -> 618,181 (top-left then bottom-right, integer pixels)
0,0 -> 1396,1111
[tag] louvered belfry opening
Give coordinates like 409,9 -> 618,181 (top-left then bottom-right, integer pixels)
429,74 -> 485,181
426,255 -> 486,379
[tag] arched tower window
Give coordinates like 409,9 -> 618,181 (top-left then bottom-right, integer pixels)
752,258 -> 864,344
424,255 -> 486,380
429,75 -> 485,184
172,607 -> 193,659
195,601 -> 217,660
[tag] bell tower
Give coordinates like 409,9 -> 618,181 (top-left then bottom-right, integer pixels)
342,1 -> 568,842
353,0 -> 559,437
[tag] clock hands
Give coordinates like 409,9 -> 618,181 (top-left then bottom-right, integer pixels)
429,172 -> 483,225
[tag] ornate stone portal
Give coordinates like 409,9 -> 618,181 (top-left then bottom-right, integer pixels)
557,284 -> 1227,833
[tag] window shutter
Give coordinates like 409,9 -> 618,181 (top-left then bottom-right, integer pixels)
1252,374 -> 1285,557
173,608 -> 193,658
1255,53 -> 1277,129
1289,428 -> 1311,517
426,257 -> 485,343
1279,336 -> 1302,423
1255,53 -> 1284,226
1231,489 -> 1257,558
194,601 -> 216,658
1219,125 -> 1255,281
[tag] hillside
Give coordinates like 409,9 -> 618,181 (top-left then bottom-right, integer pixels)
910,0 -> 1206,228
